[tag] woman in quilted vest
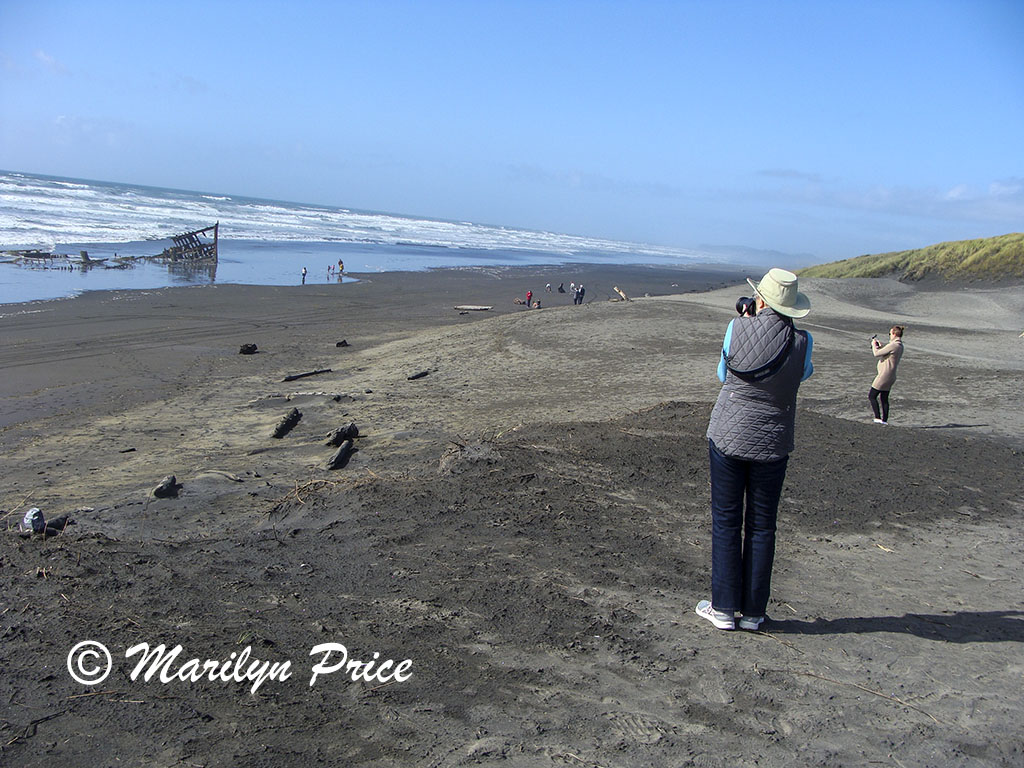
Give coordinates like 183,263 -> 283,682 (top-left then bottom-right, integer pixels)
697,268 -> 814,632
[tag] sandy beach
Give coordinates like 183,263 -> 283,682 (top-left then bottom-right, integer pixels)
2,264 -> 1022,767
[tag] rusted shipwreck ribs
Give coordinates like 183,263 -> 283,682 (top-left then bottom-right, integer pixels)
161,222 -> 218,262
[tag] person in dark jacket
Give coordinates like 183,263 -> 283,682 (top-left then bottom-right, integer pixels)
696,268 -> 814,632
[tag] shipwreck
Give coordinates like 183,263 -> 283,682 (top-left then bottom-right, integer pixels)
161,222 -> 219,262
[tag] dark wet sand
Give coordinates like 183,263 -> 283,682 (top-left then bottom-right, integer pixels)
2,264 -> 1022,767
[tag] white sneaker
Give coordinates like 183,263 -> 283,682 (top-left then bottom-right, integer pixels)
696,600 -> 735,630
873,418 -> 888,425
738,615 -> 764,631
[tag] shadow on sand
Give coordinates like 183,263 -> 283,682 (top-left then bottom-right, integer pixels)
919,422 -> 990,430
768,610 -> 1024,643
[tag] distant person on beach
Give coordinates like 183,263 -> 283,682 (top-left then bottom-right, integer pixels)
558,283 -> 566,293
869,325 -> 905,425
546,283 -> 552,292
339,260 -> 344,273
301,266 -> 307,284
697,268 -> 814,633
574,285 -> 585,305
526,290 -> 533,308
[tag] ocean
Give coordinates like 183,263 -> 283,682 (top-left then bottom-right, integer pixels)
0,170 -> 717,305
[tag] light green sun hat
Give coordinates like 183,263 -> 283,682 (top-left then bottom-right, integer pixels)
746,268 -> 811,318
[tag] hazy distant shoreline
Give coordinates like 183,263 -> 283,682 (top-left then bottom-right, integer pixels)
0,237 -> 751,306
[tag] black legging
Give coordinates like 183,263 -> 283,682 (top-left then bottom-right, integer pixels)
869,387 -> 890,422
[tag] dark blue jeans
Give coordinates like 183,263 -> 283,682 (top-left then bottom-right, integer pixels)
709,439 -> 789,616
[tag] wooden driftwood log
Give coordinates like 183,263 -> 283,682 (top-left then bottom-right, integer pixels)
153,475 -> 182,498
325,439 -> 354,470
407,370 -> 429,381
272,407 -> 302,438
325,422 -> 359,446
44,515 -> 75,535
282,368 -> 332,382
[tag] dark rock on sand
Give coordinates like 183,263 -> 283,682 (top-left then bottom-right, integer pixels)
152,474 -> 182,498
272,407 -> 302,438
325,422 -> 359,446
325,438 -> 355,469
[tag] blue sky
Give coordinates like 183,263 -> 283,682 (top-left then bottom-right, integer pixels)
1,0 -> 1022,262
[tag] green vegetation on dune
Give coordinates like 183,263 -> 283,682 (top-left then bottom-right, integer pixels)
798,233 -> 1024,282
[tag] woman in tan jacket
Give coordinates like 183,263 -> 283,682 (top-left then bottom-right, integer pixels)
869,325 -> 905,424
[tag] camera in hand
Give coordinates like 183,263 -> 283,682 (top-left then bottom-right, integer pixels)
735,296 -> 757,317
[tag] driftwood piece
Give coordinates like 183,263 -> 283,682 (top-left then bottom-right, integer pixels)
407,370 -> 430,381
17,513 -> 77,538
325,422 -> 359,446
325,439 -> 354,470
44,515 -> 76,535
272,408 -> 302,438
282,368 -> 332,382
613,286 -> 630,302
239,343 -> 258,355
153,475 -> 182,498
453,305 -> 492,311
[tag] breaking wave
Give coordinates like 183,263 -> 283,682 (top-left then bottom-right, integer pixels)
0,170 -> 703,262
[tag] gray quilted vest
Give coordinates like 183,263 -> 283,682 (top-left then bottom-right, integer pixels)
706,309 -> 809,461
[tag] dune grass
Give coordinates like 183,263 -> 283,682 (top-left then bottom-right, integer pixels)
798,233 -> 1024,282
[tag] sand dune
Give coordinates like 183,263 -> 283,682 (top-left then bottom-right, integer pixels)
2,266 -> 1021,767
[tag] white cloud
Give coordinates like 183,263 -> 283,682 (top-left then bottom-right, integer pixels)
48,113 -> 131,151
989,178 -> 1024,197
943,184 -> 970,201
34,49 -> 68,75
744,174 -> 1024,226
507,163 -> 684,199
757,168 -> 823,184
174,74 -> 209,95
